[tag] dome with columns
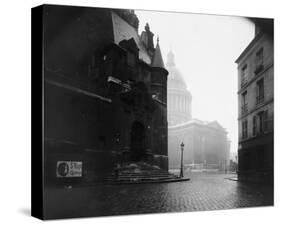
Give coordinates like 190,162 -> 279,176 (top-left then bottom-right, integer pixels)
166,51 -> 192,126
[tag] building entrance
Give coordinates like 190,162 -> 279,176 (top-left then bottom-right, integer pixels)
130,121 -> 146,161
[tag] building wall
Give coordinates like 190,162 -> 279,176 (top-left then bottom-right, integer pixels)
237,34 -> 273,91
236,23 -> 273,184
43,5 -> 168,186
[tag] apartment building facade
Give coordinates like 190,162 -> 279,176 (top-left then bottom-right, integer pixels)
236,19 -> 273,183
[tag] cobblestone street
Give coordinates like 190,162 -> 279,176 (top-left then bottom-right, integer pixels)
45,172 -> 273,219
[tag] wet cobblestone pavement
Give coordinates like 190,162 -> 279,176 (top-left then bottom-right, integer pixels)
45,172 -> 273,219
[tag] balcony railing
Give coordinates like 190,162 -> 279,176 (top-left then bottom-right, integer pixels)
241,104 -> 248,115
241,78 -> 248,88
256,95 -> 264,105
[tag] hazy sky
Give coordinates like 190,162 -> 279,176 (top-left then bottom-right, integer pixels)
135,10 -> 255,155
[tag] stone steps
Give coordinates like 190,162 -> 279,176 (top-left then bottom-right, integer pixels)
103,162 -> 185,184
104,170 -> 179,183
105,177 -> 176,182
108,175 -> 175,178
116,172 -> 172,176
105,175 -> 177,180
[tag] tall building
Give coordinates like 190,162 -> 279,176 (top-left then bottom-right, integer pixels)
43,5 -> 168,184
235,18 -> 274,184
167,52 -> 230,170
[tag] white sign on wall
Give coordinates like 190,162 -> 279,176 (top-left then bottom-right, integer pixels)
56,161 -> 83,177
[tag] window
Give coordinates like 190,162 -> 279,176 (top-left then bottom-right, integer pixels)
127,52 -> 135,67
115,133 -> 121,144
241,64 -> 248,86
242,120 -> 248,139
256,78 -> 264,104
263,110 -> 269,132
241,91 -> 248,114
255,47 -> 264,74
255,110 -> 271,135
257,111 -> 266,134
253,116 -> 257,136
264,111 -> 273,132
242,91 -> 247,105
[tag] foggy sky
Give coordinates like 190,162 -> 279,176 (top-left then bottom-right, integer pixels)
135,10 -> 255,155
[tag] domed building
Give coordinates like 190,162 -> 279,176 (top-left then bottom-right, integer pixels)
167,51 -> 192,126
167,51 -> 230,171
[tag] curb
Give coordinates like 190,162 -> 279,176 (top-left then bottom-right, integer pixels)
104,177 -> 190,185
225,177 -> 239,182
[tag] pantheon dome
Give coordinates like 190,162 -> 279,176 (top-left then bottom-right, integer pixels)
166,51 -> 192,126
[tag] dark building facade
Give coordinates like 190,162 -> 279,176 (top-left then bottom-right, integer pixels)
167,52 -> 230,171
43,5 -> 168,185
235,19 -> 274,184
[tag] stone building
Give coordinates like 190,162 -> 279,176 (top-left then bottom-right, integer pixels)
167,51 -> 230,171
43,5 -> 168,185
235,18 -> 273,183
169,120 -> 230,170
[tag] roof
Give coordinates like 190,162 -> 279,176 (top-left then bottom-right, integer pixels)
111,11 -> 151,64
169,119 -> 226,133
151,39 -> 165,68
235,32 -> 262,64
235,18 -> 273,64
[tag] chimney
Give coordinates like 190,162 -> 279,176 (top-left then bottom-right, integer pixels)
140,23 -> 155,57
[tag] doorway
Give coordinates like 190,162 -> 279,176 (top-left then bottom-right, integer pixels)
130,121 -> 146,161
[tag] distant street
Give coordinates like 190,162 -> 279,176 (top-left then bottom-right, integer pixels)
45,172 -> 273,219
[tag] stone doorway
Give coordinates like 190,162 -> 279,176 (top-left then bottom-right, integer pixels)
130,121 -> 146,161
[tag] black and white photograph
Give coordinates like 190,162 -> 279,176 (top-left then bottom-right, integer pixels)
2,1 -> 280,224
30,3 -> 274,220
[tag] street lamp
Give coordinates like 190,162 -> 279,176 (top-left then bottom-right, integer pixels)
180,142 -> 184,178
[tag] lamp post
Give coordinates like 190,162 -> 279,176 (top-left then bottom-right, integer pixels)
180,142 -> 184,178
